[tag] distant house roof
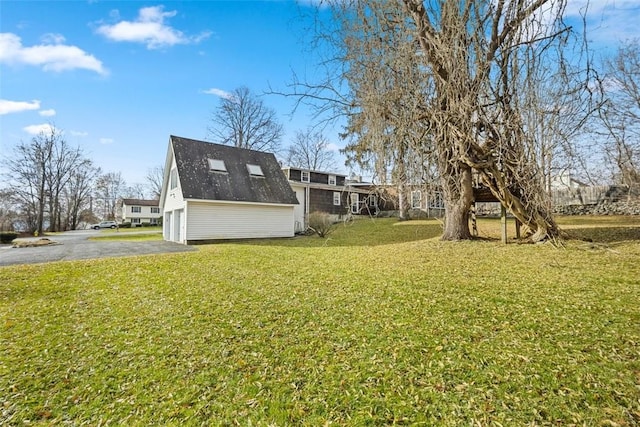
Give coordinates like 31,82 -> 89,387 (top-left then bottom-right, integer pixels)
170,135 -> 299,205
122,199 -> 159,207
282,166 -> 348,178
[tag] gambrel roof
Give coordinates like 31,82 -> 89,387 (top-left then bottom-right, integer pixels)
169,135 -> 298,205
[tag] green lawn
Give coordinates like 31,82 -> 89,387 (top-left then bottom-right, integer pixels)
1,217 -> 639,425
100,225 -> 162,233
89,232 -> 163,242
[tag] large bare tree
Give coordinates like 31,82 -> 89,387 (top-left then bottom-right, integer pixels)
286,128 -> 337,171
207,86 -> 283,153
2,125 -> 96,233
336,2 -> 437,220
287,0 -> 588,240
598,41 -> 640,191
95,172 -> 126,221
145,165 -> 164,200
62,160 -> 100,230
398,0 -> 578,241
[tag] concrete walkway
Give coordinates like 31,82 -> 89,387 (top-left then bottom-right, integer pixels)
0,230 -> 196,267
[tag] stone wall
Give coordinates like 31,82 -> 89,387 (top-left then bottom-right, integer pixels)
553,200 -> 640,215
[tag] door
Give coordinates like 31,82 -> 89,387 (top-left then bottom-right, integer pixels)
164,212 -> 172,240
293,187 -> 306,232
173,209 -> 183,243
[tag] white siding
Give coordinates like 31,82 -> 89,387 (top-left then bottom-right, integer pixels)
162,154 -> 186,242
122,204 -> 162,224
186,200 -> 294,240
292,185 -> 307,233
163,155 -> 185,212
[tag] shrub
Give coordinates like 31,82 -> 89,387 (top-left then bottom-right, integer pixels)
0,232 -> 18,244
119,222 -> 132,229
308,211 -> 337,238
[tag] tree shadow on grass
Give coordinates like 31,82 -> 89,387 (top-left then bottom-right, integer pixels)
564,226 -> 640,244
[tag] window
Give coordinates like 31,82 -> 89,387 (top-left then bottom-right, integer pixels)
301,170 -> 310,183
132,218 -> 140,224
428,192 -> 444,209
208,158 -> 227,172
333,192 -> 341,206
350,193 -> 359,214
411,190 -> 422,209
368,195 -> 378,207
328,174 -> 336,185
170,168 -> 178,189
151,207 -> 160,214
131,206 -> 141,213
247,164 -> 264,177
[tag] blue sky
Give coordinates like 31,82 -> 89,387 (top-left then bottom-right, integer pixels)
1,0 -> 639,186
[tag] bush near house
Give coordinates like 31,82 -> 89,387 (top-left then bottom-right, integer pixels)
307,211 -> 337,238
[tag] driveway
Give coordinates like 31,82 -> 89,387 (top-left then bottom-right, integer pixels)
0,230 -> 196,267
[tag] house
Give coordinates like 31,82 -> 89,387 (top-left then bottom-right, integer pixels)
121,199 -> 161,226
282,167 -> 379,232
159,135 -> 299,244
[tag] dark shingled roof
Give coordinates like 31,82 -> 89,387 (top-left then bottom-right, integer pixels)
122,199 -> 159,206
171,135 -> 299,205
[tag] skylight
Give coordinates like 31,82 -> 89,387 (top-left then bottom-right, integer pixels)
208,158 -> 227,172
247,164 -> 264,177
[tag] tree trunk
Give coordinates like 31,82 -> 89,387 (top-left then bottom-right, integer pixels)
441,162 -> 474,240
397,182 -> 408,220
478,166 -> 562,243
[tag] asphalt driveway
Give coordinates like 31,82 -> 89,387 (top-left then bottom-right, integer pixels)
0,230 -> 196,267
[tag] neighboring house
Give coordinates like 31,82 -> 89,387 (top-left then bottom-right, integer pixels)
282,167 -> 378,232
159,135 -> 299,244
121,199 -> 161,226
550,171 -> 587,190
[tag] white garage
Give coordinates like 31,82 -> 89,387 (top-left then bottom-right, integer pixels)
159,136 -> 298,244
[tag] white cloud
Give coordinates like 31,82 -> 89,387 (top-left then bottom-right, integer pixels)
70,130 -> 89,137
0,99 -> 40,115
326,142 -> 342,152
566,0 -> 638,16
41,33 -> 66,44
202,88 -> 234,100
23,123 -> 58,135
96,5 -> 211,49
99,138 -> 114,144
565,0 -> 640,43
0,32 -> 108,75
39,109 -> 56,117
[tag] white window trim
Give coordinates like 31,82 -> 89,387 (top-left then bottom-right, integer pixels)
333,192 -> 341,206
350,193 -> 359,214
328,174 -> 336,185
301,170 -> 310,183
170,168 -> 178,190
131,206 -> 141,213
411,190 -> 422,209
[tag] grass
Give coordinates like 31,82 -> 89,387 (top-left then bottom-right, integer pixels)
1,217 -> 639,425
89,232 -> 163,242
101,225 -> 162,233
